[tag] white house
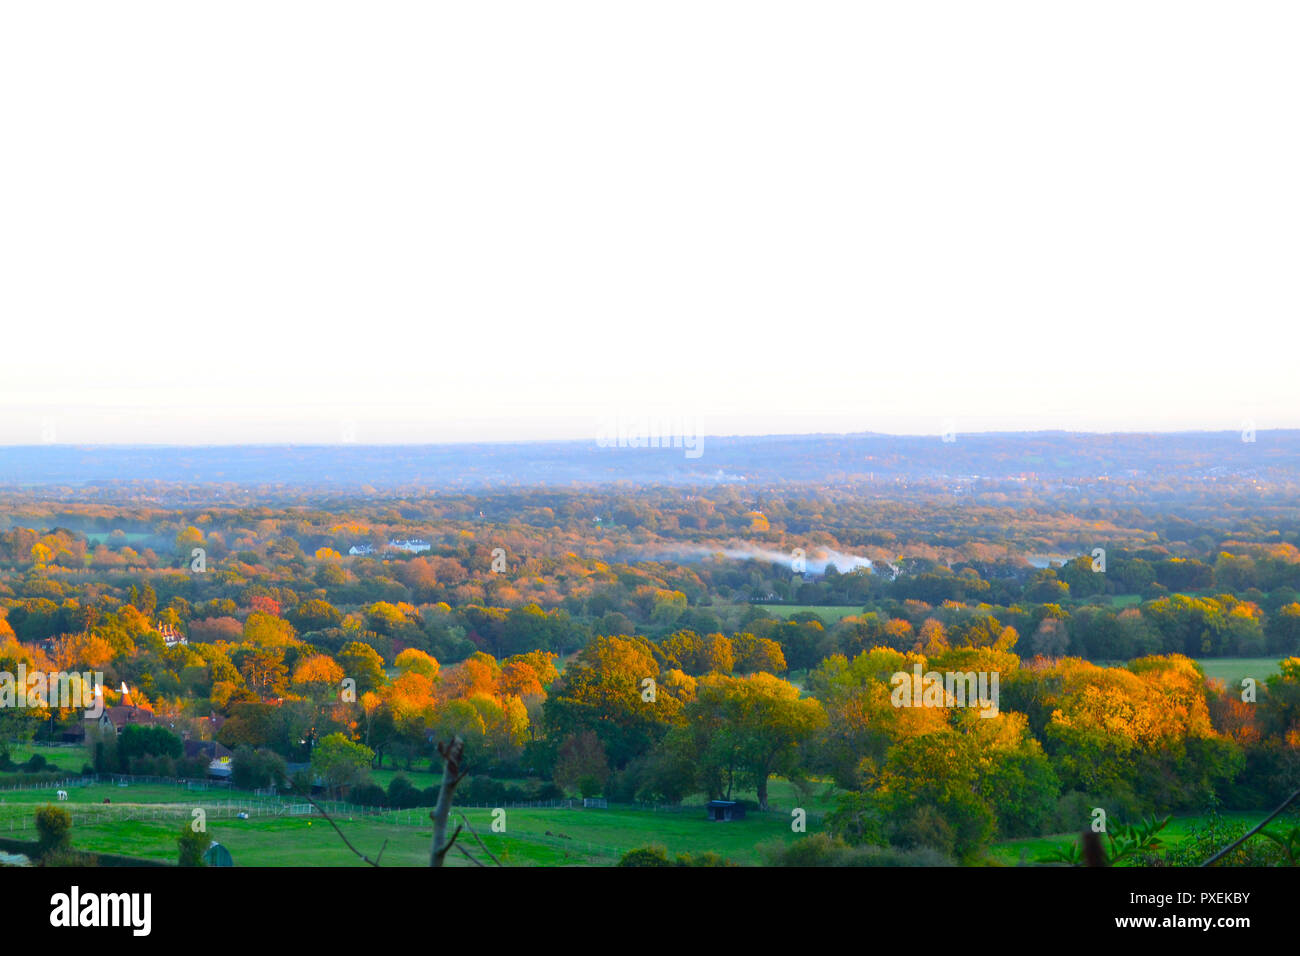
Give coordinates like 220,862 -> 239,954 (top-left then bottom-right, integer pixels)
158,622 -> 187,648
388,539 -> 431,553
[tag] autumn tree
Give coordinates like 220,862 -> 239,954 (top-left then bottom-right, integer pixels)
544,636 -> 683,769
394,647 -> 440,678
292,654 -> 346,704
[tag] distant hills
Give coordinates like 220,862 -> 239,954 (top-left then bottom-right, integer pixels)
1,431 -> 1298,490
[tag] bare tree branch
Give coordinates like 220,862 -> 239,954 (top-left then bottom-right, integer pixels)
456,810 -> 504,867
293,787 -> 384,867
1202,788 -> 1300,867
455,843 -> 487,867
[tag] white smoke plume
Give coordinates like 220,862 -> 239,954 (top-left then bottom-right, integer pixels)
634,544 -> 875,575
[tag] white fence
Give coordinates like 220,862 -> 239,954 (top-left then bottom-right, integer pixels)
0,777 -> 89,793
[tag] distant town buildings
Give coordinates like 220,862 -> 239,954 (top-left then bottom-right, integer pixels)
349,539 -> 430,556
389,538 -> 431,553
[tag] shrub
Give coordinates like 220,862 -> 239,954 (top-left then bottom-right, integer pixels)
845,845 -> 955,866
178,825 -> 209,867
350,783 -> 387,808
387,774 -> 422,809
673,851 -> 733,867
35,805 -> 72,855
760,833 -> 954,867
232,746 -> 287,790
761,833 -> 844,866
39,848 -> 97,867
177,756 -> 209,779
617,844 -> 735,867
1160,812 -> 1282,867
617,845 -> 672,866
533,782 -> 564,801
895,805 -> 956,857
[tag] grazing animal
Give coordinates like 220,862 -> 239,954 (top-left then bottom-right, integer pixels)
56,790 -> 67,801
102,798 -> 111,805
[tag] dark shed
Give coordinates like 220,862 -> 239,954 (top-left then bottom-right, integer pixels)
706,800 -> 745,822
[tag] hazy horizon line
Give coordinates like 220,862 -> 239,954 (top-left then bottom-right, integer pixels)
0,426 -> 1292,450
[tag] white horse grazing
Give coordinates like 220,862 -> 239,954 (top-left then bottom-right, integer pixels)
56,790 -> 68,801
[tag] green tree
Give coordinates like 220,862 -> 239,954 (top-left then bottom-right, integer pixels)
231,745 -> 287,790
1267,603 -> 1300,654
683,672 -> 825,809
868,730 -> 997,860
117,724 -> 183,772
292,599 -> 343,631
337,642 -> 387,695
310,733 -> 375,798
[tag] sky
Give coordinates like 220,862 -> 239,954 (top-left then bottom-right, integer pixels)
2,2 -> 1297,445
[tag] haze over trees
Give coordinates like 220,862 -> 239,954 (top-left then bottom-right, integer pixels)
3,438 -> 1300,864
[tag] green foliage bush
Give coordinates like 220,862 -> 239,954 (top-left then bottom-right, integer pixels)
177,825 -> 209,867
617,843 -> 734,867
231,745 -> 286,790
1159,806 -> 1287,867
35,805 -> 72,855
617,844 -> 672,866
760,833 -> 954,866
39,848 -> 97,867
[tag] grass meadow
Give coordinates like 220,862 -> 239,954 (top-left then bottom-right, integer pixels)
1194,657 -> 1282,686
1,760 -> 1284,868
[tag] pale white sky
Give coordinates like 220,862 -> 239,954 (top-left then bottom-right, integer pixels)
2,2 -> 1297,445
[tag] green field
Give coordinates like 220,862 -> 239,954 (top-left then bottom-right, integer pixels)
2,760 -> 1291,867
751,605 -> 865,624
0,778 -> 818,867
1195,657 -> 1282,686
3,742 -> 92,770
0,743 -> 838,867
1,774 -> 1285,868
